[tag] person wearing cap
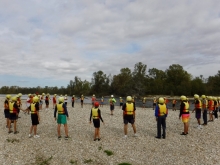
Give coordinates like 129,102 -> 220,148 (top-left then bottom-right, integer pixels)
192,94 -> 202,129
155,97 -> 168,139
53,94 -> 57,109
71,95 -> 75,108
80,94 -> 85,108
153,97 -> 157,110
89,101 -> 104,141
179,95 -> 190,135
172,99 -> 177,111
17,93 -> 22,118
201,95 -> 208,125
119,97 -> 124,108
100,96 -> 104,107
91,94 -> 96,107
122,96 -> 137,138
208,96 -> 214,122
40,93 -> 45,110
213,97 -> 218,120
54,97 -> 69,140
109,95 -> 116,115
45,93 -> 50,110
4,94 -> 11,128
64,94 -> 68,106
25,96 -> 40,138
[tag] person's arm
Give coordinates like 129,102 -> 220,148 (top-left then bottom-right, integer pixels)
179,102 -> 184,118
89,110 -> 92,122
155,105 -> 159,120
54,105 -> 57,119
36,103 -> 40,121
98,109 -> 104,122
63,104 -> 69,117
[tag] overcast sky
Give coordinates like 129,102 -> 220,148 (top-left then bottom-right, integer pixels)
0,0 -> 220,87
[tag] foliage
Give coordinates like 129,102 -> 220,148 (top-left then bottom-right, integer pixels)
104,150 -> 114,156
0,63 -> 219,97
118,163 -> 132,165
83,159 -> 93,163
69,159 -> 77,164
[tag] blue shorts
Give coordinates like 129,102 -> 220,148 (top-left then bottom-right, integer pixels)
195,109 -> 201,119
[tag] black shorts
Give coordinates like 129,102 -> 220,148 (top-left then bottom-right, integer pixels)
195,109 -> 201,119
9,113 -> 17,121
93,119 -> 100,128
81,100 -> 83,103
45,100 -> 49,105
124,115 -> 134,124
120,103 -> 123,106
153,103 -> 156,106
172,104 -> 175,107
4,109 -> 10,118
31,114 -> 39,125
110,105 -> 114,111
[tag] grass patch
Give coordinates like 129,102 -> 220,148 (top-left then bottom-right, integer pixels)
118,163 -> 132,165
6,138 -> 19,143
104,150 -> 114,156
35,155 -> 53,165
98,146 -> 102,150
83,159 -> 93,164
69,159 -> 77,164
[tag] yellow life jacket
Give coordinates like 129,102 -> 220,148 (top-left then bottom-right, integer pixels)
92,108 -> 99,119
183,102 -> 189,113
57,103 -> 65,114
158,104 -> 167,116
125,103 -> 134,115
31,103 -> 37,114
9,101 -> 16,113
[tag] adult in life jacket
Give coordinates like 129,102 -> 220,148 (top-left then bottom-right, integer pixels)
155,97 -> 168,139
172,99 -> 177,111
71,95 -> 75,108
109,95 -> 116,115
119,97 -> 124,108
54,97 -> 69,140
100,96 -> 104,107
89,102 -> 104,141
40,93 -> 45,110
91,94 -> 96,107
8,96 -> 21,134
64,94 -> 68,106
192,94 -> 202,129
53,94 -> 57,109
45,93 -> 50,110
17,93 -> 22,118
4,94 -> 11,128
80,94 -> 85,108
26,96 -> 40,138
213,97 -> 218,119
179,95 -> 190,135
201,95 -> 208,125
153,97 -> 157,110
218,97 -> 220,112
122,96 -> 137,138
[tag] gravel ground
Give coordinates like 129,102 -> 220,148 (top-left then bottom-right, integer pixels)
1,98 -> 220,165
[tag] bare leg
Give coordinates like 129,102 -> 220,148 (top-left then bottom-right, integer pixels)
132,124 -> 136,134
33,125 -> 37,135
57,124 -> 61,136
30,125 -> 33,134
124,124 -> 128,135
64,124 -> 68,136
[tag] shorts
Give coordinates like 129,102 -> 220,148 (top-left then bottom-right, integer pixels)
110,105 -> 114,111
93,119 -> 100,128
120,103 -> 123,106
57,114 -> 67,124
124,116 -> 135,124
45,100 -> 49,105
153,103 -> 156,106
182,114 -> 190,123
195,109 -> 201,119
9,113 -> 17,121
101,102 -> 104,105
40,100 -> 43,105
4,109 -> 10,118
172,104 -> 175,107
81,100 -> 83,103
31,114 -> 39,125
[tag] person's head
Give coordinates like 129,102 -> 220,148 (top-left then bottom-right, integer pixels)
194,94 -> 199,100
11,96 -> 17,102
159,97 -> 165,104
126,96 -> 132,102
180,95 -> 187,101
6,94 -> 11,100
58,97 -> 64,103
111,95 -> 114,98
73,95 -> 75,97
94,101 -> 99,108
42,93 -> 45,96
54,94 -> 57,97
33,96 -> 39,103
18,93 -> 22,97
201,95 -> 206,99
93,94 -> 95,97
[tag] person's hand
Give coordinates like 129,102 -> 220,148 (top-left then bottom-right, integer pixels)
156,118 -> 158,121
103,122 -> 105,125
54,117 -> 56,121
38,117 -> 40,121
89,121 -> 92,124
67,117 -> 69,120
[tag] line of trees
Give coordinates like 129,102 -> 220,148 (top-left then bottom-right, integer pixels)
0,62 -> 220,97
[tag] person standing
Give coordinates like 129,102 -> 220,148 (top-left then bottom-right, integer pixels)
201,95 -> 208,125
45,93 -> 50,110
4,94 -> 11,128
91,94 -> 96,107
100,96 -> 104,107
122,96 -> 137,138
155,97 -> 168,139
192,94 -> 202,129
208,96 -> 214,122
64,94 -> 68,106
71,95 -> 75,108
27,96 -> 40,138
53,94 -> 57,109
89,102 -> 104,141
80,94 -> 85,108
119,97 -> 124,108
109,95 -> 116,115
153,97 -> 157,110
179,96 -> 190,135
142,97 -> 147,109
172,99 -> 177,111
54,97 -> 69,140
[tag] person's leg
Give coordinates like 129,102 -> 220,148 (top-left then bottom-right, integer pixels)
14,120 -> 17,132
186,122 -> 189,133
124,124 -> 128,135
30,125 -> 33,134
57,124 -> 61,137
131,124 -> 136,134
33,125 -> 37,135
157,117 -> 161,137
97,128 -> 100,138
161,117 -> 166,138
64,124 -> 68,136
8,120 -> 12,132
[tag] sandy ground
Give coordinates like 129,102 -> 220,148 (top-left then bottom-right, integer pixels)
1,98 -> 220,165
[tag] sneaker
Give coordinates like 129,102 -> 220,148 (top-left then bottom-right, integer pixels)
123,135 -> 127,139
34,135 -> 40,138
97,138 -> 101,141
8,130 -> 13,134
58,136 -> 61,140
29,134 -> 32,138
197,125 -> 202,129
134,133 -> 138,137
14,131 -> 19,134
65,136 -> 69,140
